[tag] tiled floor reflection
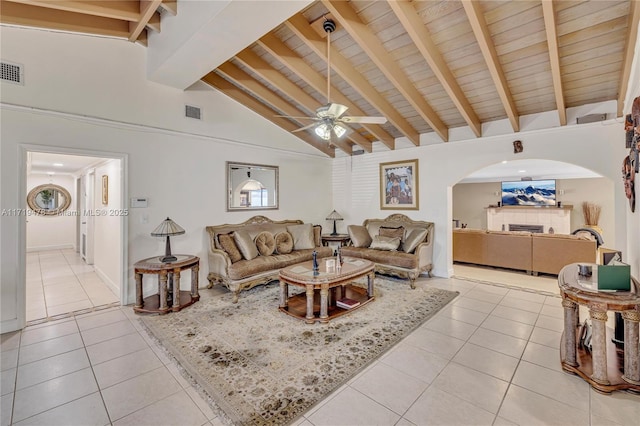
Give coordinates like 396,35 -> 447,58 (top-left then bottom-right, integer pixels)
26,249 -> 119,322
2,268 -> 639,425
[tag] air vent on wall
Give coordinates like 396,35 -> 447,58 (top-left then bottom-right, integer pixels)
185,104 -> 202,120
576,113 -> 607,124
1,61 -> 24,85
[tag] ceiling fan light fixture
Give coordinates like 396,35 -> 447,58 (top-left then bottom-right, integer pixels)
333,123 -> 347,138
315,123 -> 332,140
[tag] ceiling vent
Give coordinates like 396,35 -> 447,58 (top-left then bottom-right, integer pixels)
576,113 -> 606,124
185,105 -> 202,120
1,61 -> 24,85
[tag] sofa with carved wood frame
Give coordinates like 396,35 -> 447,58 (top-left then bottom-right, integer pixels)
340,214 -> 434,288
206,216 -> 332,303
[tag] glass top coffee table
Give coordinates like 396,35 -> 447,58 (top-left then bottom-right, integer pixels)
279,257 -> 375,324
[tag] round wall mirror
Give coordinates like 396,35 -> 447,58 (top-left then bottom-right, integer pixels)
27,184 -> 72,216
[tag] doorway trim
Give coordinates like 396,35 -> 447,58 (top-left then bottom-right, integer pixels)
18,144 -> 128,328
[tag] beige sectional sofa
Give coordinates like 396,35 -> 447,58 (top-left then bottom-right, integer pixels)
206,216 -> 332,303
341,214 -> 434,288
453,228 -> 597,275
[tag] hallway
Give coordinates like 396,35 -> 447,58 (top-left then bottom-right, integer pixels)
26,249 -> 119,323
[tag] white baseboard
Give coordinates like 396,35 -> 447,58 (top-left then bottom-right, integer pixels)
431,266 -> 453,278
27,244 -> 74,253
94,266 -> 120,297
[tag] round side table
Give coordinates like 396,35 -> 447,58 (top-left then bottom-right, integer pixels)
558,263 -> 640,393
134,254 -> 200,314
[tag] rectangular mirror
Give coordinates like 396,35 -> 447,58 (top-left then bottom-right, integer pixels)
227,162 -> 279,211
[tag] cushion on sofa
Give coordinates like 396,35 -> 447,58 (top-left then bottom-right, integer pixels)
274,231 -> 294,254
341,246 -> 418,269
379,226 -> 404,239
233,229 -> 259,260
402,228 -> 428,253
287,224 -> 315,250
218,232 -> 243,263
313,225 -> 322,247
227,247 -> 333,280
255,231 -> 276,256
369,235 -> 401,251
348,225 -> 372,248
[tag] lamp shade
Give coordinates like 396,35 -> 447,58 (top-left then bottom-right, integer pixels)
326,210 -> 343,221
151,217 -> 185,237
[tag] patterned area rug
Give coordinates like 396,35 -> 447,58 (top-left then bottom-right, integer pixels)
140,278 -> 458,425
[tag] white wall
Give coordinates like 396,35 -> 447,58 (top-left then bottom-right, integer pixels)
26,174 -> 76,251
93,160 -> 122,294
333,120 -> 628,278
0,27 -> 332,332
452,177 -> 616,245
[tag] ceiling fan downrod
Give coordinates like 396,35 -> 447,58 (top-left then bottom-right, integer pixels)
323,19 -> 336,105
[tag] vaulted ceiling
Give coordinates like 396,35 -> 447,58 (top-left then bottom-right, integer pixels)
2,0 -> 638,158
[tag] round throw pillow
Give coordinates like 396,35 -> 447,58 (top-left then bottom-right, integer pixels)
254,231 -> 276,256
274,231 -> 293,254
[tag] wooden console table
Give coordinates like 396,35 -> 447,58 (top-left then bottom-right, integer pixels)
558,263 -> 640,393
134,255 -> 200,314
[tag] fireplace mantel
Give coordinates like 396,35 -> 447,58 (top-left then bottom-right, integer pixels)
487,205 -> 573,234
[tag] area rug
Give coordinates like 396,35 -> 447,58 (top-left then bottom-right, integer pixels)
140,278 -> 458,425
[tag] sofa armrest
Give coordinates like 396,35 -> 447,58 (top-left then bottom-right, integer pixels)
415,239 -> 433,270
208,247 -> 231,281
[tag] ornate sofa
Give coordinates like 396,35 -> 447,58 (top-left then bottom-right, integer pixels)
206,216 -> 332,303
453,229 -> 597,275
340,214 -> 434,288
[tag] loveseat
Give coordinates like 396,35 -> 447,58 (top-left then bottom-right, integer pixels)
453,229 -> 597,275
340,214 -> 434,288
206,216 -> 332,303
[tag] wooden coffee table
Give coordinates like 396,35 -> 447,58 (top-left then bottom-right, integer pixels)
279,257 -> 375,324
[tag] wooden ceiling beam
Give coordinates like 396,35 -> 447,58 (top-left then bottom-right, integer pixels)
461,0 -> 520,132
257,33 -> 395,150
0,1 -> 130,38
322,0 -> 447,144
202,73 -> 335,158
618,0 -> 639,116
4,0 -> 141,21
146,11 -> 161,33
217,62 -> 355,155
285,14 -> 415,148
542,0 -> 567,126
390,0 -> 481,138
235,50 -> 373,153
159,0 -> 177,16
128,0 -> 162,42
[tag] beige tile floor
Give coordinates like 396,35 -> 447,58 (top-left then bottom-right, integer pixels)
2,268 -> 639,425
26,249 -> 119,322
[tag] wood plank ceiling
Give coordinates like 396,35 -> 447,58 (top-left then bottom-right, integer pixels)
2,0 -> 638,158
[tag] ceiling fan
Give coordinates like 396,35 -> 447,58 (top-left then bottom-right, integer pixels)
277,19 -> 387,142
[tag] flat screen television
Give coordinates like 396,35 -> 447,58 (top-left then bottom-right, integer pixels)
501,179 -> 556,206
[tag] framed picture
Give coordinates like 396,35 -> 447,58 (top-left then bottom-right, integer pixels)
380,159 -> 418,210
102,175 -> 108,205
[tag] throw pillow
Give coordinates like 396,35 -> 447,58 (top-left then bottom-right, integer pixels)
348,225 -> 372,248
218,232 -> 243,263
379,226 -> 404,240
233,229 -> 259,260
254,231 -> 276,256
369,235 -> 401,251
312,225 -> 322,247
286,224 -> 315,250
274,231 -> 293,254
379,226 -> 404,251
402,228 -> 428,253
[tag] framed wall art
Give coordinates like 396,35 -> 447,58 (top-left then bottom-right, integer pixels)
102,175 -> 108,205
380,159 -> 418,210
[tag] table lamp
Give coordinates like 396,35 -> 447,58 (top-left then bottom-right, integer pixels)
326,210 -> 343,236
151,217 -> 185,263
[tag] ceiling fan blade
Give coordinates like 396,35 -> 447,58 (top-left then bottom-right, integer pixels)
327,103 -> 349,118
292,122 -> 320,133
339,116 -> 387,124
